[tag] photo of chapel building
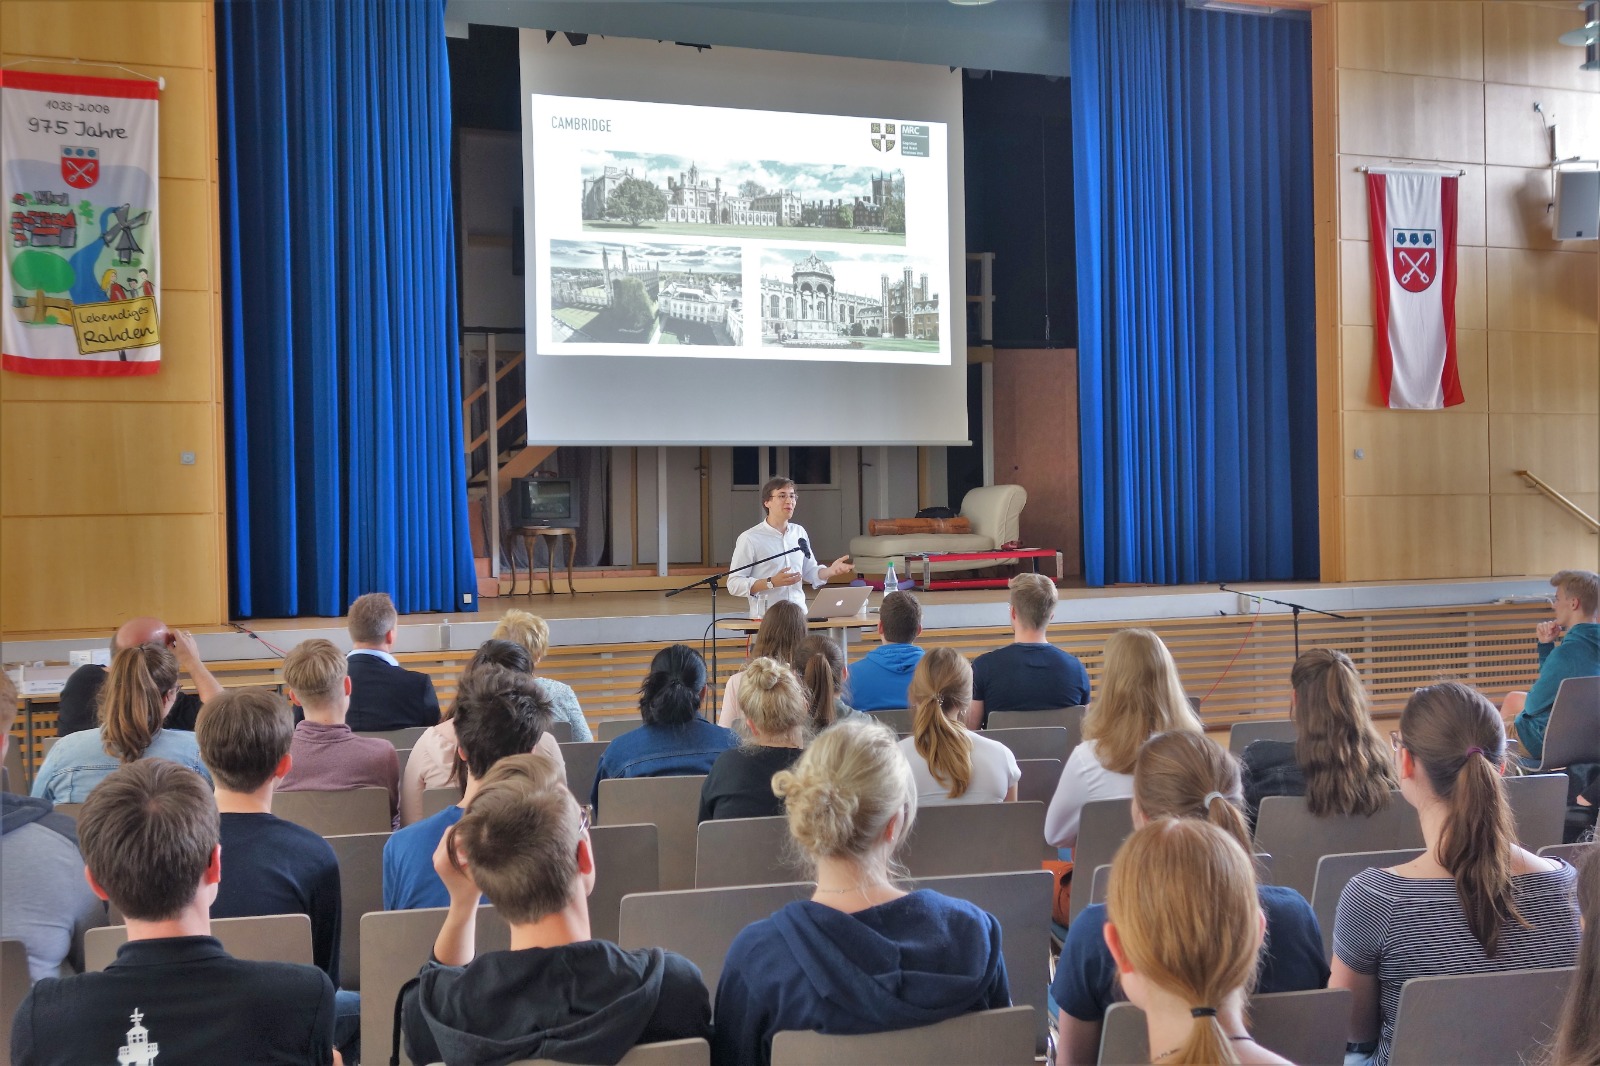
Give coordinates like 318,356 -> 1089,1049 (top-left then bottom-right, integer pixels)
760,251 -> 939,350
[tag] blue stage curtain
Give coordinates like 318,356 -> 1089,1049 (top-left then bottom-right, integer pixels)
218,0 -> 475,617
1071,0 -> 1318,586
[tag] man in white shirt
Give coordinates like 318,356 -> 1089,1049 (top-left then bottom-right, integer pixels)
728,478 -> 852,617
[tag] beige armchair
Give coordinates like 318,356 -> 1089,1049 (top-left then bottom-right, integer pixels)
849,484 -> 1028,577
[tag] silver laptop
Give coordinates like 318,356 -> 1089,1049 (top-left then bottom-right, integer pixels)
807,585 -> 872,621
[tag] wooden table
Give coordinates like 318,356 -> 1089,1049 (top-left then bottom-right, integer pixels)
715,615 -> 877,658
513,526 -> 577,595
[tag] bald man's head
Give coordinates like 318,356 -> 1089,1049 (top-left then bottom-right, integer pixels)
113,617 -> 171,655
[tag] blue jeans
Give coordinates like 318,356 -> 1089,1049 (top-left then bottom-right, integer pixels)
335,988 -> 360,1061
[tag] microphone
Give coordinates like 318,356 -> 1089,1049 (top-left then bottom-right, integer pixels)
798,537 -> 812,560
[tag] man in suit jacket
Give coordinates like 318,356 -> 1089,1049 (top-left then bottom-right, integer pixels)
344,592 -> 441,732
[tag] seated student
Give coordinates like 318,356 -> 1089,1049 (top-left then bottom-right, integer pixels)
898,647 -> 1020,807
402,754 -> 711,1065
493,608 -> 593,741
343,591 -> 441,732
10,760 -> 335,1066
1240,648 -> 1397,830
713,717 -> 1010,1066
1101,819 -> 1292,1066
719,601 -> 807,728
848,590 -> 926,712
384,664 -> 551,910
967,573 -> 1090,728
592,645 -> 737,812
698,658 -> 808,823
1330,682 -> 1580,1066
55,617 -> 221,736
1550,844 -> 1600,1065
32,643 -> 212,804
195,688 -> 355,1057
1502,569 -> 1600,762
401,640 -> 566,826
279,638 -> 401,828
0,671 -> 107,983
1045,629 -> 1202,849
799,634 -> 855,729
1052,731 -> 1328,1065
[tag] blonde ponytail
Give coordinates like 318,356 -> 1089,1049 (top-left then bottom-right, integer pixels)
908,647 -> 974,799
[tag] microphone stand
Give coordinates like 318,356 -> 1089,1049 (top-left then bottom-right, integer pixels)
667,547 -> 802,714
1220,584 -> 1349,659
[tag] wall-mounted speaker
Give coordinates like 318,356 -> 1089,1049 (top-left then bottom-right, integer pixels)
1553,168 -> 1600,240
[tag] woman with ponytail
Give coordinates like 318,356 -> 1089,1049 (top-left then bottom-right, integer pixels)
1240,648 -> 1397,829
698,657 -> 809,822
898,648 -> 1019,806
1052,732 -> 1328,1065
1330,681 -> 1578,1065
799,634 -> 855,730
1103,819 -> 1290,1065
32,643 -> 212,803
590,644 -> 736,812
1549,844 -> 1600,1066
712,716 -> 1010,1066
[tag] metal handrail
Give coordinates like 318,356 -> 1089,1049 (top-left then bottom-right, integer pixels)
1516,470 -> 1599,533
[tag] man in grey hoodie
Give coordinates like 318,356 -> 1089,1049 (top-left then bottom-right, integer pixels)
0,672 -> 107,982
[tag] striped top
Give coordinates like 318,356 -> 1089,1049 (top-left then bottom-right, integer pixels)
1333,861 -> 1579,1066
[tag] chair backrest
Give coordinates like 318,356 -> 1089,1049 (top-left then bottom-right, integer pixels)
40,735 -> 58,762
1090,853 -> 1276,907
983,726 -> 1072,764
1228,718 -> 1297,755
357,726 -> 429,749
514,1038 -> 711,1066
899,801 -> 1046,878
696,816 -> 807,889
421,786 -> 460,820
772,1006 -> 1035,1066
87,913 -> 314,972
985,705 -> 1086,737
3,739 -> 25,794
1309,848 -> 1425,958
1537,675 -> 1600,771
561,740 -> 609,801
589,823 -> 660,943
325,831 -> 389,991
1015,759 -> 1063,807
1504,773 -> 1569,853
1254,793 -> 1424,898
959,484 -> 1026,545
1069,799 -> 1135,923
545,719 -> 573,744
1,938 -> 29,1065
1388,966 -> 1574,1066
598,775 -> 707,890
1099,988 -> 1353,1066
361,905 -> 511,1066
273,786 -> 392,837
395,747 -> 413,775
598,716 -> 645,741
866,708 -> 912,733
1539,841 -> 1593,864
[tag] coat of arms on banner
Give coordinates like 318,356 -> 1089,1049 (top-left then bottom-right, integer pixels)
1391,228 -> 1437,294
1,71 -> 162,376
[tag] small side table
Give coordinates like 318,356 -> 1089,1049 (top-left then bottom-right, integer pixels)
513,526 -> 577,595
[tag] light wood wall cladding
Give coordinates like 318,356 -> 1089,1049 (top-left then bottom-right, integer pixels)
1318,1 -> 1600,582
0,2 -> 226,635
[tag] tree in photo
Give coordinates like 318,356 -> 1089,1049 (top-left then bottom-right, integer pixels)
605,177 -> 668,227
837,204 -> 854,229
739,180 -> 767,198
884,197 -> 905,234
609,276 -> 656,332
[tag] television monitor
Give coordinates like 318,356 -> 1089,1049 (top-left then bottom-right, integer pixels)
511,477 -> 581,529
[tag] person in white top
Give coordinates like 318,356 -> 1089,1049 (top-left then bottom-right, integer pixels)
719,602 -> 807,729
727,477 -> 852,619
1045,628 -> 1203,848
897,647 -> 1020,806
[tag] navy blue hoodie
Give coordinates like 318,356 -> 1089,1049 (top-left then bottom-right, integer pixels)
711,889 -> 1010,1066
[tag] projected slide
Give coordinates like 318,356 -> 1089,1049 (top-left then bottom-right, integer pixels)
530,94 -> 949,366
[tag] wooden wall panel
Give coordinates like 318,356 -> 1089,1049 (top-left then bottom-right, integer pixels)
1487,331 -> 1600,413
1485,249 -> 1600,334
1335,2 -> 1484,81
1488,414 -> 1600,495
1490,494 -> 1600,577
1484,165 -> 1575,252
1344,495 -> 1492,580
1483,2 -> 1600,92
1484,83 -> 1600,169
1337,69 -> 1485,163
1342,411 -> 1489,495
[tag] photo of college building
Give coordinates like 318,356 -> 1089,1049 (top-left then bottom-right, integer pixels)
550,239 -> 741,346
760,251 -> 938,351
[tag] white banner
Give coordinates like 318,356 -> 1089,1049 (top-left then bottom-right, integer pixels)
1,71 -> 161,376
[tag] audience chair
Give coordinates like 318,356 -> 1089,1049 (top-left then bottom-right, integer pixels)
984,706 -> 1086,740
984,725 -> 1073,764
598,775 -> 707,891
545,719 -> 573,744
597,716 -> 644,741
1504,772 -> 1569,852
395,747 -> 413,775
899,801 -> 1046,878
38,736 -> 58,762
696,816 -> 806,889
421,786 -> 460,820
1538,841 -> 1592,864
771,1006 -> 1035,1066
561,740 -> 608,801
87,914 -> 314,972
274,786 -> 391,837
1016,758 -> 1064,806
1068,799 -> 1135,924
1099,988 -> 1352,1066
52,802 -> 82,820
1,939 -> 28,1066
1309,848 -> 1424,958
1253,793 -> 1424,898
1089,853 -> 1275,907
1535,676 -> 1600,771
361,905 -> 511,1066
865,708 -> 912,732
325,831 -> 389,991
511,1038 -> 711,1065
1227,718 -> 1297,755
3,739 -> 24,793
588,823 -> 660,943
1388,966 -> 1574,1065
357,726 -> 429,749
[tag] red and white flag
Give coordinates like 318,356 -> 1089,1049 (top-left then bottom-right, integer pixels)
1366,170 -> 1463,409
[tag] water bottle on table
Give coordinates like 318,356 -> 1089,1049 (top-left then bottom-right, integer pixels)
883,562 -> 899,594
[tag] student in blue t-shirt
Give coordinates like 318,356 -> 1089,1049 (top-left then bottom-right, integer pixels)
966,573 -> 1089,728
1050,730 -> 1327,1065
848,591 -> 926,713
383,663 -> 551,910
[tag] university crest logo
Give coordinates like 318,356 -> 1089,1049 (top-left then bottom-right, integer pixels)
1391,228 -> 1437,294
870,121 -> 896,153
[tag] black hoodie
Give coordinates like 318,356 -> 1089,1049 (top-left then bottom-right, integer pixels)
402,940 -> 710,1066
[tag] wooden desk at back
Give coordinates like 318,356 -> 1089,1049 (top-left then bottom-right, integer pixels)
714,616 -> 877,657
